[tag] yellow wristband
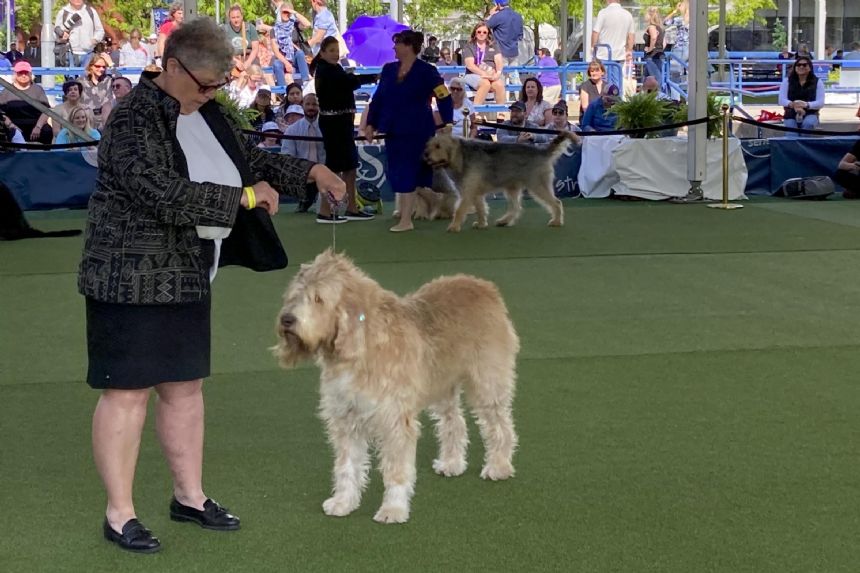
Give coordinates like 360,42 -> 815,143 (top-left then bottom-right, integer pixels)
244,186 -> 256,210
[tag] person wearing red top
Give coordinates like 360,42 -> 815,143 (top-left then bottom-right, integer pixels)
156,2 -> 184,58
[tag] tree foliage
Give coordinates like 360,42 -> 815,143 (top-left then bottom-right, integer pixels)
8,0 -> 779,42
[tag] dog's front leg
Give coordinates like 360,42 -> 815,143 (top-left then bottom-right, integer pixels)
373,416 -> 419,524
322,418 -> 370,517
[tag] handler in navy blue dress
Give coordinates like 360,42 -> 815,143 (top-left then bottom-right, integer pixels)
366,29 -> 453,232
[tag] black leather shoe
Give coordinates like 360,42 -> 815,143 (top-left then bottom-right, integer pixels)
169,497 -> 240,531
103,518 -> 161,553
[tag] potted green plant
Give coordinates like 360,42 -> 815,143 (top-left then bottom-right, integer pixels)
214,89 -> 260,130
611,92 -> 675,138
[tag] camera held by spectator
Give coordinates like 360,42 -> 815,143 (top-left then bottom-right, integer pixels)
61,12 -> 82,33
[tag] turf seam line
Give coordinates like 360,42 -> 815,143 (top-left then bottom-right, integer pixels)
9,342 -> 860,388
6,246 -> 860,279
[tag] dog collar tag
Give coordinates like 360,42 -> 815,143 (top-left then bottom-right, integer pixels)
358,313 -> 366,322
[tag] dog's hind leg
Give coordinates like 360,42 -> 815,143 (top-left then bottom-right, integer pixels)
322,419 -> 370,517
494,189 -> 523,227
373,414 -> 420,523
472,197 -> 489,230
529,171 -> 564,227
429,387 -> 469,476
464,364 -> 518,481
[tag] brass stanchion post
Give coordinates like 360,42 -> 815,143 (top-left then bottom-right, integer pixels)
708,104 -> 743,210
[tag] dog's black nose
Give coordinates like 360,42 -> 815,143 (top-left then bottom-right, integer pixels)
280,313 -> 296,329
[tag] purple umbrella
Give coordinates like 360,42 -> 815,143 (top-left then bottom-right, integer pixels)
349,14 -> 409,35
343,14 -> 409,67
342,27 -> 398,67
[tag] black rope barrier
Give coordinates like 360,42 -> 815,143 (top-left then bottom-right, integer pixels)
731,115 -> 860,137
0,139 -> 99,150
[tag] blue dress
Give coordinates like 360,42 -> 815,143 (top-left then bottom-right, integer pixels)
368,59 -> 453,194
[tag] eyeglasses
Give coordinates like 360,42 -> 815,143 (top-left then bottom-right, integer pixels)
450,87 -> 463,92
475,30 -> 488,35
794,63 -> 809,68
175,58 -> 230,94
111,83 -> 125,90
551,110 -> 566,115
92,64 -> 106,69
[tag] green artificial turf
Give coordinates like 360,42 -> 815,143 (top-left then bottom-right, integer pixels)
3,198 -> 860,572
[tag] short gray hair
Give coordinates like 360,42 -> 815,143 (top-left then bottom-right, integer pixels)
163,17 -> 233,76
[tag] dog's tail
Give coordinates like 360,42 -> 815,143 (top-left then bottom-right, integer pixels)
546,131 -> 581,161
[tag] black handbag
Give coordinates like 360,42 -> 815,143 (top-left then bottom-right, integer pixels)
293,26 -> 312,57
218,207 -> 288,271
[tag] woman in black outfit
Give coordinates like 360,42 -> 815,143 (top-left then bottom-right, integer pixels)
311,36 -> 377,223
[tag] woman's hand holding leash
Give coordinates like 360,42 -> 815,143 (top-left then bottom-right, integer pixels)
310,164 -> 347,203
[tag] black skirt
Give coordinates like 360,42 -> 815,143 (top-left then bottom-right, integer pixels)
319,113 -> 359,173
85,295 -> 211,389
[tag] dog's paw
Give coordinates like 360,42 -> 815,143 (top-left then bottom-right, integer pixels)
373,505 -> 410,524
446,223 -> 461,233
547,219 -> 564,227
322,496 -> 359,517
480,462 -> 515,481
472,221 -> 488,230
494,218 -> 512,227
433,458 -> 467,477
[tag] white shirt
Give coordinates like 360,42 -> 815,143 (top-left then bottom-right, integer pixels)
452,100 -> 475,138
593,3 -> 634,62
176,111 -> 243,283
53,3 -> 105,55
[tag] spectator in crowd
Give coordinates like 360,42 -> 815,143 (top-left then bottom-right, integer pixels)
440,77 -> 478,138
778,55 -> 824,135
641,75 -> 671,99
592,0 -> 634,64
23,36 -> 41,68
581,83 -> 620,131
0,61 -> 53,144
437,46 -> 457,80
536,47 -> 562,103
663,0 -> 689,63
0,109 -> 25,144
223,4 -> 260,77
282,104 -> 305,127
495,100 -> 548,144
283,93 -> 325,212
308,0 -> 342,57
421,36 -> 441,64
229,64 -> 268,108
251,87 -> 276,126
104,36 -> 121,67
579,59 -> 609,116
518,77 -> 552,126
111,76 -> 133,100
462,22 -> 506,106
156,2 -> 184,59
487,0 -> 524,85
548,100 -> 577,132
78,54 -> 114,130
313,36 -> 377,223
794,43 -> 811,59
835,139 -> 860,198
53,0 -> 105,68
366,29 -> 453,232
256,121 -> 283,149
643,6 -> 665,84
0,52 -> 11,71
275,81 -> 304,128
120,29 -> 150,70
272,2 -> 313,87
55,105 -> 101,144
52,80 -> 84,138
256,29 -> 277,86
454,47 -> 463,65
78,17 -> 346,554
777,46 -> 793,60
145,33 -> 158,61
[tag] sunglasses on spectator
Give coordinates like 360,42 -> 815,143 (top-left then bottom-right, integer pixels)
476,31 -> 488,35
111,83 -> 124,90
551,110 -> 566,115
175,58 -> 230,94
795,63 -> 809,67
92,64 -> 106,69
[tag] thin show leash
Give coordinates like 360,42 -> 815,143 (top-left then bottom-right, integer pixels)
325,191 -> 346,251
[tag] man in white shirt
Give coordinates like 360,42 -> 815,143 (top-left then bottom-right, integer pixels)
282,93 -> 325,212
591,0 -> 634,63
53,0 -> 105,67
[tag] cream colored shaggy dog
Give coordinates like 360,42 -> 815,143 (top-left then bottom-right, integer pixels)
423,132 -> 579,232
272,250 -> 519,524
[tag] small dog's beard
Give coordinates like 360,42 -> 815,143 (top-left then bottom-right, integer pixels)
273,329 -> 313,368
